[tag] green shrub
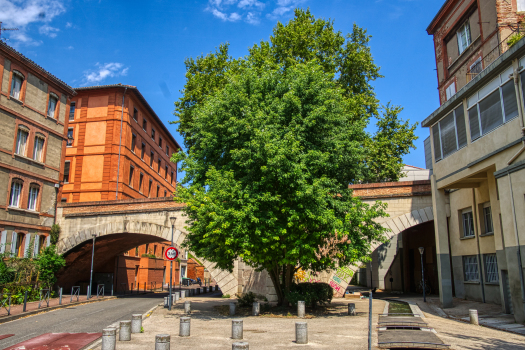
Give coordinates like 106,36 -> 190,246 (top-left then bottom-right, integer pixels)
236,291 -> 257,307
141,253 -> 157,258
221,294 -> 231,298
508,33 -> 524,48
285,282 -> 333,308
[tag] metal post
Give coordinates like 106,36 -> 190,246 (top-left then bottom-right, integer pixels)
368,290 -> 372,350
169,223 -> 174,311
23,291 -> 27,312
87,285 -> 90,300
59,287 -> 62,305
419,247 -> 426,302
89,234 -> 96,299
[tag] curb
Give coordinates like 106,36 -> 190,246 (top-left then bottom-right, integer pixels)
445,314 -> 525,337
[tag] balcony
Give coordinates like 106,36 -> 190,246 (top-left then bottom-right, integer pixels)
466,33 -> 515,83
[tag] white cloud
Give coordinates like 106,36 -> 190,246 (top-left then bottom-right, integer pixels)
205,0 -> 305,25
84,63 -> 129,84
267,0 -> 304,19
210,8 -> 242,22
67,45 -> 73,49
246,12 -> 260,24
65,22 -> 72,28
238,0 -> 264,9
39,24 -> 59,37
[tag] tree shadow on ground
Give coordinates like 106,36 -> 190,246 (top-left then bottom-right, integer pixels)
440,332 -> 525,350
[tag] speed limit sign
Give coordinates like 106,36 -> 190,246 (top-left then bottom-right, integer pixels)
164,247 -> 179,261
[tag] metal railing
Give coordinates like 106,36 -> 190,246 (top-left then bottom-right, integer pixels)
70,286 -> 80,302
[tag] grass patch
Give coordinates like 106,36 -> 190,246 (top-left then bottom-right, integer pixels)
214,304 -> 332,318
388,300 -> 412,316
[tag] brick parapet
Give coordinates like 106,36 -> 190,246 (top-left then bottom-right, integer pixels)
349,180 -> 431,199
59,196 -> 184,216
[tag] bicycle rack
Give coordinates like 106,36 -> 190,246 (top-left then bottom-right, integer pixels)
38,289 -> 50,308
0,293 -> 11,316
70,286 -> 80,302
97,284 -> 104,298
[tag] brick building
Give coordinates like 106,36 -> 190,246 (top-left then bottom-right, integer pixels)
63,84 -> 180,203
0,42 -> 75,257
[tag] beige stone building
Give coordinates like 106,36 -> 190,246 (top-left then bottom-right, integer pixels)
424,0 -> 525,323
0,42 -> 75,257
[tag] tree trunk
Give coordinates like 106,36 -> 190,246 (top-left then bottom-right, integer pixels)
268,266 -> 283,306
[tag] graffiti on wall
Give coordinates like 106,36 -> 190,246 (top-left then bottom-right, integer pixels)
328,266 -> 355,296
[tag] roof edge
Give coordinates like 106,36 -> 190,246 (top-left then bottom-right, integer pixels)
427,0 -> 453,34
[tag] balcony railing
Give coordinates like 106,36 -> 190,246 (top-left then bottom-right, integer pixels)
466,32 -> 515,83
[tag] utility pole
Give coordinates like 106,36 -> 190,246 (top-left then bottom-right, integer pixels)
88,234 -> 97,299
169,217 -> 176,311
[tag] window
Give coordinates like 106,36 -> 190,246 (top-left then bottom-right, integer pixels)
518,0 -> 525,13
470,57 -> 482,75
445,83 -> 456,101
67,128 -> 74,147
47,93 -> 58,118
10,71 -> 23,99
156,185 -> 160,197
139,173 -> 144,193
468,71 -> 519,141
151,128 -> 155,141
33,135 -> 45,162
141,143 -> 146,160
484,254 -> 499,283
171,171 -> 174,184
129,165 -> 135,187
164,190 -> 167,197
63,161 -> 70,183
165,165 -> 168,179
159,137 -> 162,148
143,118 -> 147,131
158,159 -> 161,173
69,102 -> 76,121
148,179 -> 153,197
463,255 -> 479,281
483,203 -> 493,234
135,246 -> 139,256
150,152 -> 154,167
131,134 -> 136,153
432,104 -> 467,161
28,185 -> 39,211
462,208 -> 475,238
457,21 -> 471,54
166,145 -> 169,156
15,127 -> 29,156
9,181 -> 22,207
133,108 -> 138,122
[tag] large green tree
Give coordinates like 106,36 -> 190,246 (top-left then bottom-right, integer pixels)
172,9 -> 417,304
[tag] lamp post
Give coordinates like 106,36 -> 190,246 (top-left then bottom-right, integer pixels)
88,233 -> 97,299
419,247 -> 426,302
169,217 -> 176,311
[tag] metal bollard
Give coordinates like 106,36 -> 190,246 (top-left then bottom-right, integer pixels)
297,301 -> 305,318
164,297 -> 168,308
155,334 -> 170,350
59,288 -> 63,305
87,285 -> 90,300
232,342 -> 249,350
131,314 -> 142,333
181,290 -> 186,299
348,303 -> 356,316
119,320 -> 132,341
184,301 -> 191,314
179,317 -> 191,337
23,291 -> 28,312
469,309 -> 479,325
252,302 -> 260,316
232,319 -> 243,339
101,328 -> 116,350
230,302 -> 237,316
295,322 -> 308,344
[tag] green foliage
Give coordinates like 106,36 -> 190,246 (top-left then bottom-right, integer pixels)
188,253 -> 203,265
173,9 -> 414,305
236,292 -> 257,307
285,282 -> 333,308
36,245 -> 66,285
221,293 -> 231,298
50,224 -> 61,245
141,253 -> 157,258
140,326 -> 144,333
0,258 -> 15,285
508,33 -> 524,47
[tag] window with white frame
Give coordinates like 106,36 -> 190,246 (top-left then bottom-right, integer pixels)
468,67 -> 519,141
432,104 -> 467,161
28,185 -> 39,211
463,255 -> 479,281
67,128 -> 74,146
457,21 -> 472,54
10,71 -> 23,99
15,127 -> 29,156
9,181 -> 22,207
47,93 -> 58,118
484,254 -> 499,283
63,161 -> 70,183
33,135 -> 45,162
462,208 -> 475,238
483,203 -> 494,234
446,83 -> 456,101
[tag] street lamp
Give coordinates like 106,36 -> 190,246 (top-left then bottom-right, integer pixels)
419,247 -> 426,302
169,217 -> 176,311
88,233 -> 97,300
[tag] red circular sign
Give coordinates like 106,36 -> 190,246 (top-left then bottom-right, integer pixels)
164,247 -> 179,261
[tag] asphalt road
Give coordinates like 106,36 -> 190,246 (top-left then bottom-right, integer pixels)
0,293 -> 166,349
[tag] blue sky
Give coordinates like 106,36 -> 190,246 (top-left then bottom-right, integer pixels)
1,0 -> 445,170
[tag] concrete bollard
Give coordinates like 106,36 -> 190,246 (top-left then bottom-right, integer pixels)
119,320 -> 132,341
184,301 -> 191,314
295,322 -> 308,344
469,309 -> 479,325
348,303 -> 356,316
155,334 -> 170,350
131,314 -> 142,333
252,302 -> 260,316
230,302 -> 237,316
232,341 -> 249,349
232,319 -> 243,339
101,328 -> 116,350
175,292 -> 179,302
181,290 -> 186,299
201,287 -> 204,294
179,317 -> 191,337
164,297 -> 168,308
297,301 -> 305,318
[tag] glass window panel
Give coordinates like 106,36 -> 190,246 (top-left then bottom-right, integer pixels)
28,186 -> 39,210
16,129 -> 28,155
468,106 -> 480,141
463,255 -> 479,281
455,105 -> 467,148
69,102 -> 75,121
484,254 -> 499,283
10,182 -> 22,207
484,206 -> 494,234
440,112 -> 457,157
432,125 -> 441,161
479,89 -> 503,135
501,80 -> 518,122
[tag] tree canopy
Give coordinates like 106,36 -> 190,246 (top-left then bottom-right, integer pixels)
172,9 -> 417,304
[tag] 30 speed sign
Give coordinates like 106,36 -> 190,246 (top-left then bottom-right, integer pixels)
164,247 -> 179,261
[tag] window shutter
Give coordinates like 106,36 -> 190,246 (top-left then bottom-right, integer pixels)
468,106 -> 480,141
432,125 -> 442,161
424,137 -> 433,170
501,80 -> 518,122
34,234 -> 40,256
0,231 -> 6,254
11,232 -> 17,255
440,112 -> 457,158
455,105 -> 467,148
24,234 -> 31,257
46,235 -> 51,247
479,89 -> 503,134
